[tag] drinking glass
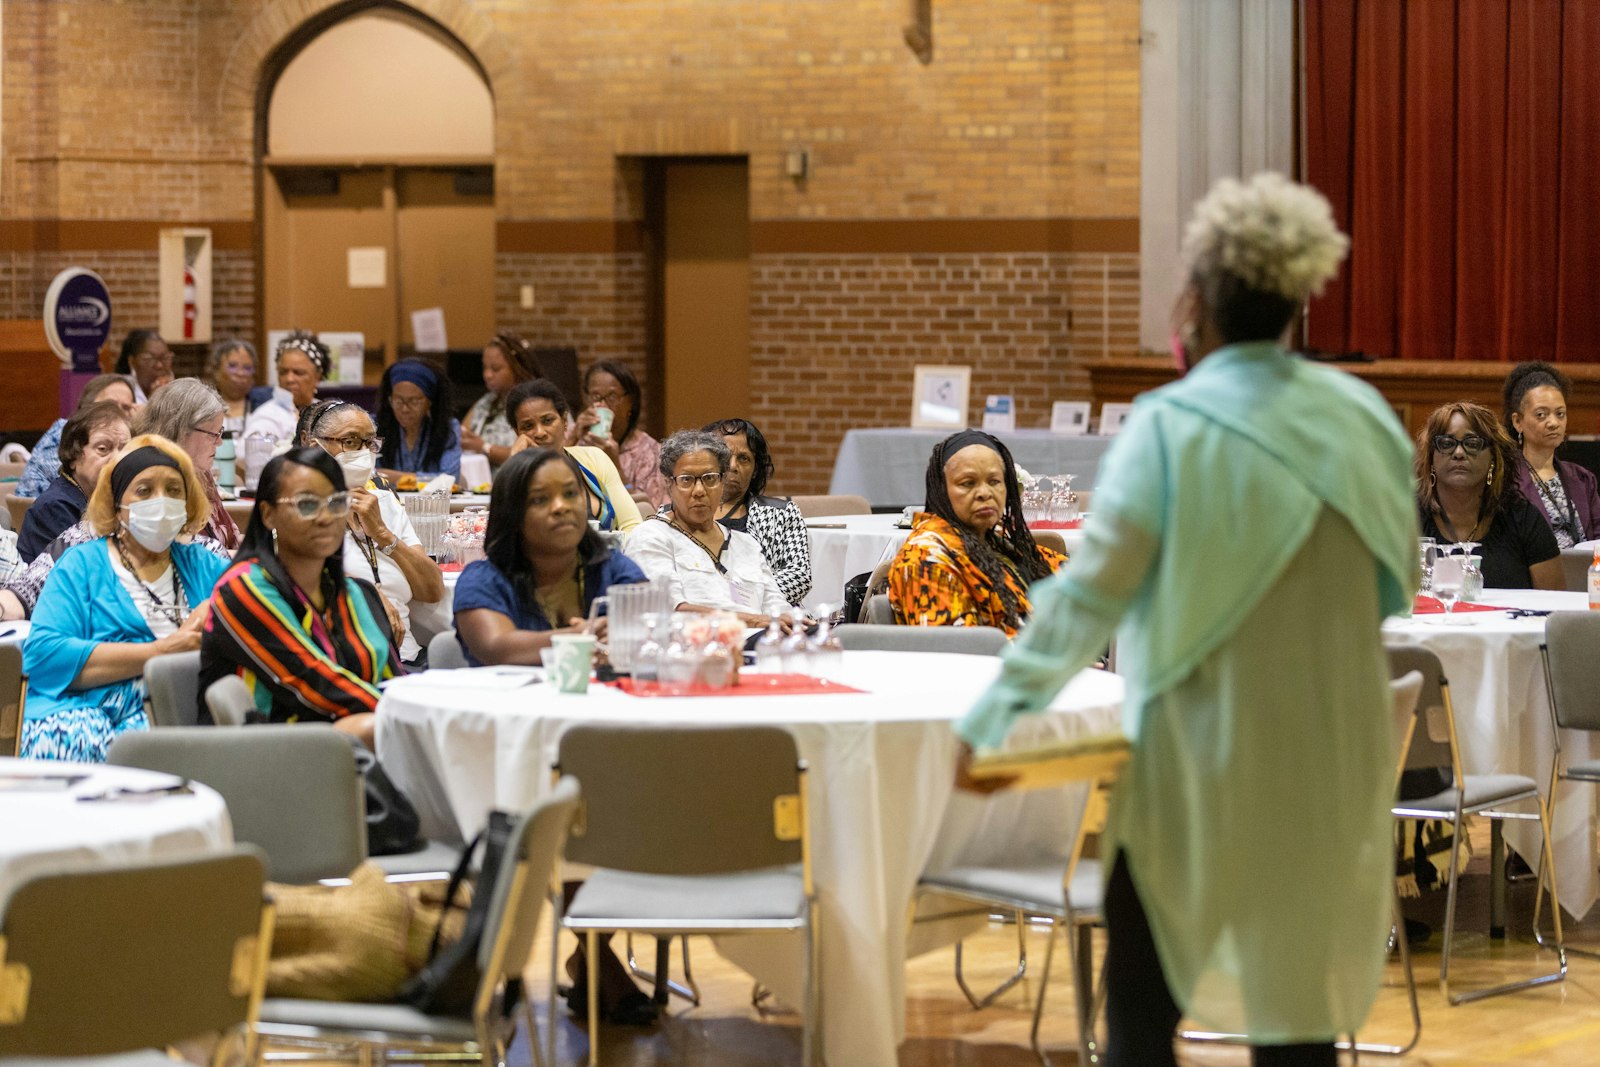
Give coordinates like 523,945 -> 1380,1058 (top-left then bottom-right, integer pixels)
755,617 -> 785,673
658,615 -> 698,693
779,609 -> 811,674
633,613 -> 664,682
1418,537 -> 1437,595
1432,554 -> 1464,618
807,603 -> 843,680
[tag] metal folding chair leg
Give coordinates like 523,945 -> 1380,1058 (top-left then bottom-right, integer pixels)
624,933 -> 701,1006
955,908 -> 1029,1009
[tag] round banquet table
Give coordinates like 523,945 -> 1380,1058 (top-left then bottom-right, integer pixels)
375,650 -> 1124,1066
803,512 -> 1088,611
1383,588 -> 1600,919
0,758 -> 233,907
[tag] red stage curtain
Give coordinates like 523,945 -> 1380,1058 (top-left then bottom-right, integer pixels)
1304,1 -> 1600,362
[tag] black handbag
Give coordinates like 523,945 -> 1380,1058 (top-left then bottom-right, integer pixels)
344,734 -> 425,856
842,570 -> 872,626
399,809 -> 518,1017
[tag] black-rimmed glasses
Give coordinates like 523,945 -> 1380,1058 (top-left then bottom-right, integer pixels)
1432,434 -> 1489,456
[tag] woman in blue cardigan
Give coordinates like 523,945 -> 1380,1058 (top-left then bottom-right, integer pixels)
21,436 -> 228,761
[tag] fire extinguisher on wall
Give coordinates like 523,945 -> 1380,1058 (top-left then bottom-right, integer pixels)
183,264 -> 197,340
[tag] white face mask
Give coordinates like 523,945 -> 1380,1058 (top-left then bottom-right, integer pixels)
333,448 -> 376,489
122,496 -> 188,553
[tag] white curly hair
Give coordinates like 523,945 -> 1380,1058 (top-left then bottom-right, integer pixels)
1181,172 -> 1348,302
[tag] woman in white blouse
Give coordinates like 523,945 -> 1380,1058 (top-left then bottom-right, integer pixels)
624,431 -> 791,628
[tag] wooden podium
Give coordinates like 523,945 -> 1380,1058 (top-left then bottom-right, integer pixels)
0,320 -> 65,433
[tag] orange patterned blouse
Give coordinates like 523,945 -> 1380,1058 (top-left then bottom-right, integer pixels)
886,513 -> 1067,637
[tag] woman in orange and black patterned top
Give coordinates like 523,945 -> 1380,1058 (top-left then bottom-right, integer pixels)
887,430 -> 1066,636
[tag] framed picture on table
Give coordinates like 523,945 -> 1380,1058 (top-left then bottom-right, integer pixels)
910,365 -> 972,429
1050,401 -> 1092,435
1098,402 -> 1134,435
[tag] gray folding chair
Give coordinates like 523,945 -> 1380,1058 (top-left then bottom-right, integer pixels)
789,494 -> 870,518
1389,644 -> 1565,1004
862,593 -> 894,625
0,644 -> 22,757
836,623 -> 1007,656
1538,611 -> 1600,957
855,559 -> 894,624
0,848 -> 273,1063
429,628 -> 469,669
1557,545 -> 1592,592
555,725 -> 818,1067
144,649 -> 202,727
252,777 -> 583,1067
109,725 -> 367,884
205,675 -> 256,726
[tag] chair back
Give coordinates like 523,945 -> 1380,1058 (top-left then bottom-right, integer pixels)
5,495 -> 30,534
790,494 -> 871,518
108,725 -> 366,883
428,628 -> 469,670
835,622 -> 1007,656
1033,530 -> 1068,556
1390,670 -> 1424,787
0,645 -> 21,757
144,650 -> 202,727
1558,546 -> 1593,593
204,675 -> 254,727
0,848 -> 269,1057
476,776 -> 583,980
863,593 -> 894,625
1544,611 -> 1600,732
1387,645 -> 1459,782
557,724 -> 804,876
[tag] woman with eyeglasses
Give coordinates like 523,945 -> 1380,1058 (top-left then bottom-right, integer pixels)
15,372 -> 137,499
505,380 -> 642,533
114,329 -> 175,405
18,401 -> 131,561
207,338 -> 259,436
135,378 -> 242,551
1501,362 -> 1600,550
623,430 -> 790,627
376,358 -> 462,487
296,400 -> 444,666
460,332 -> 542,471
20,437 -> 227,761
568,359 -> 667,510
1416,401 -> 1562,589
200,448 -> 402,748
705,417 -> 812,605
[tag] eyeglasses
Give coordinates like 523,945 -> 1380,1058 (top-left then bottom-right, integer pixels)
275,491 -> 352,519
190,426 -> 224,443
1432,434 -> 1490,456
390,395 -> 430,410
587,390 -> 625,407
672,472 -> 723,491
317,434 -> 383,454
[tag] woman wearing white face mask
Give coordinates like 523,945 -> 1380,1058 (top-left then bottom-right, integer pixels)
296,400 -> 444,665
20,437 -> 227,761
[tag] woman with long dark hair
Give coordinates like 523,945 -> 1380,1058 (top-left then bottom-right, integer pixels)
886,430 -> 1063,636
376,358 -> 462,486
452,447 -> 646,667
705,417 -> 811,605
200,447 -> 401,748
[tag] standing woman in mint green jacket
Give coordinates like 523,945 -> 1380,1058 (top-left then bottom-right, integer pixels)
956,174 -> 1420,1067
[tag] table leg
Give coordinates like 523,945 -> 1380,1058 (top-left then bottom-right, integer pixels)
1490,820 -> 1506,940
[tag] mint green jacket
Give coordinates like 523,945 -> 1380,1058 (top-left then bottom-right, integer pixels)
961,342 -> 1419,1041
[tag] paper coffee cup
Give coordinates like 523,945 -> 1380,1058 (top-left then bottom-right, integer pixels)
591,406 -> 614,439
549,633 -> 597,693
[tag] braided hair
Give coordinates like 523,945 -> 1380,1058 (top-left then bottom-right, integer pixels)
923,431 -> 1053,631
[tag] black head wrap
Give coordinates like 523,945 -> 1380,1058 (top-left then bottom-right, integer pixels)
109,445 -> 180,504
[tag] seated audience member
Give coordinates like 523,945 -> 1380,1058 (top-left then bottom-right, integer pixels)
136,378 -> 242,550
506,380 -> 642,532
200,448 -> 401,749
705,417 -> 812,605
18,402 -> 132,561
624,430 -> 790,626
114,329 -> 175,405
567,359 -> 667,509
20,437 -> 227,761
1503,361 -> 1600,549
1417,401 -> 1562,590
377,358 -> 462,487
460,332 -> 542,471
888,430 -> 1065,636
453,447 -> 647,667
16,373 -> 137,497
208,338 -> 260,436
244,331 -> 330,442
296,400 -> 444,666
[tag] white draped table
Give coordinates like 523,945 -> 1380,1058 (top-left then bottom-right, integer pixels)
0,758 -> 233,906
1383,588 -> 1600,918
828,428 -> 1114,509
375,651 -> 1124,1066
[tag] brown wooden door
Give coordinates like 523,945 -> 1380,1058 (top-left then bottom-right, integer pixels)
661,159 -> 750,434
395,169 -> 495,353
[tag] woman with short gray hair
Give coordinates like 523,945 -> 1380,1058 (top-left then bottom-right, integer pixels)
205,338 -> 258,435
135,378 -> 241,550
623,430 -> 790,626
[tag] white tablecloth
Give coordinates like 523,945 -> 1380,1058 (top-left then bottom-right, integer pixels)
0,621 -> 27,649
828,428 -> 1115,508
376,651 -> 1124,1065
1383,588 -> 1600,917
0,758 -> 233,906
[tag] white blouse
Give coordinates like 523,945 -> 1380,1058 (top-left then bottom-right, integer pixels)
624,517 -> 788,618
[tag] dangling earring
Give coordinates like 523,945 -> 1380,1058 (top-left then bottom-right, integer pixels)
270,527 -> 279,551
1516,429 -> 1523,447
1487,462 -> 1495,485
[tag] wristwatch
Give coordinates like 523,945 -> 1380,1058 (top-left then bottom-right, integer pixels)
377,537 -> 400,557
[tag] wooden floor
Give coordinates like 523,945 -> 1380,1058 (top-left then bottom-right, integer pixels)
267,830 -> 1600,1066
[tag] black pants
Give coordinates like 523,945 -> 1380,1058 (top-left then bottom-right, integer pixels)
1103,853 -> 1337,1067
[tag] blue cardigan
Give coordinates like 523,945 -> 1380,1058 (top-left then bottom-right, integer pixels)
23,538 -> 227,723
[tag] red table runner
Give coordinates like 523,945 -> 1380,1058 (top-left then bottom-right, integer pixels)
611,674 -> 865,698
1412,595 -> 1511,615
